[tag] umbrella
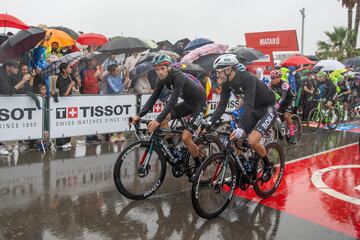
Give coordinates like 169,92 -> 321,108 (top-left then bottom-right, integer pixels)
43,29 -> 75,48
156,40 -> 173,50
130,61 -> 154,79
49,26 -> 79,40
0,33 -> 8,45
76,51 -> 111,70
0,13 -> 29,30
174,38 -> 191,48
306,55 -> 318,62
136,51 -> 180,66
231,47 -> 265,63
343,57 -> 360,67
42,52 -> 85,76
99,37 -> 149,54
315,60 -> 345,72
193,53 -> 221,72
180,63 -> 205,77
183,38 -> 214,52
181,43 -> 228,64
77,33 -> 108,46
0,27 -> 46,61
140,39 -> 158,49
281,55 -> 314,67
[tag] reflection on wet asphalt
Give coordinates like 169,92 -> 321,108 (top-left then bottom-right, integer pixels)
0,126 -> 358,240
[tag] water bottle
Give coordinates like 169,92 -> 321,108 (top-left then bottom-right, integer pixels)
230,120 -> 237,130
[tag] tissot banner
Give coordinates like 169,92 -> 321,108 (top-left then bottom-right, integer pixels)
49,95 -> 137,138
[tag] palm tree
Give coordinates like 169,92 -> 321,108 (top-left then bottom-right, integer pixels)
338,0 -> 360,49
339,0 -> 357,30
354,0 -> 360,44
317,26 -> 359,60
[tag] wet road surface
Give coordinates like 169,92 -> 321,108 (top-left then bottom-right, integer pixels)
0,123 -> 359,240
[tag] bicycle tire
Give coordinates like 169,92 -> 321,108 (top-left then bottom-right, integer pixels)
191,153 -> 237,219
307,108 -> 321,132
253,142 -> 285,198
113,141 -> 167,200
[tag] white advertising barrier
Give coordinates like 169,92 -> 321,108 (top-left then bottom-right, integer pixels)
206,93 -> 241,121
0,96 -> 43,141
139,94 -> 183,128
49,95 -> 137,138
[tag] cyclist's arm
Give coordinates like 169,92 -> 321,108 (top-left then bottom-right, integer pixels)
155,77 -> 184,123
210,82 -> 231,123
138,81 -> 164,118
279,82 -> 289,104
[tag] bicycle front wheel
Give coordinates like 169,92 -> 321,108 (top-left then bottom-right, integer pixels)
253,142 -> 285,198
191,153 -> 237,219
113,141 -> 166,200
307,108 -> 321,132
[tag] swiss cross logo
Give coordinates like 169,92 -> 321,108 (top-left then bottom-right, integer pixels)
153,103 -> 163,113
67,107 -> 78,118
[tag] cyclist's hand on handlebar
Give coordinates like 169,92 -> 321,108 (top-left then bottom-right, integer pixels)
230,128 -> 245,141
148,120 -> 160,133
129,116 -> 140,125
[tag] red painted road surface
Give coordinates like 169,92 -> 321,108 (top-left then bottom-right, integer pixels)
234,143 -> 360,239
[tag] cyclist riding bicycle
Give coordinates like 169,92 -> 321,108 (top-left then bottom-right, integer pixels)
130,54 -> 207,175
315,71 -> 338,123
207,54 -> 276,181
269,70 -> 297,144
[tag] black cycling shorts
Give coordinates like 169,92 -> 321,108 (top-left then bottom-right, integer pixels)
339,94 -> 350,103
279,99 -> 295,114
170,99 -> 207,133
238,106 -> 277,136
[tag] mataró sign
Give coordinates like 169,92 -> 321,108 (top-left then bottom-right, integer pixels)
245,30 -> 299,51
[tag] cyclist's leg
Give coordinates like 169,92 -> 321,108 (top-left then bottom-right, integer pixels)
248,106 -> 277,159
182,100 -> 207,159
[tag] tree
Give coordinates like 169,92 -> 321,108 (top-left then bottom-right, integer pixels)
316,26 -> 360,60
338,0 -> 360,49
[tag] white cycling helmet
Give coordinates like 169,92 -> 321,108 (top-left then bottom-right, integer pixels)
213,54 -> 239,70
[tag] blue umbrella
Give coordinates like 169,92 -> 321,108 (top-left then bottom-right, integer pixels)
130,61 -> 154,80
183,38 -> 214,52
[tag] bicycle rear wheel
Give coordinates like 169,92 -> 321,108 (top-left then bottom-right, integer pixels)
113,141 -> 166,200
307,108 -> 321,132
191,153 -> 237,219
253,142 -> 285,198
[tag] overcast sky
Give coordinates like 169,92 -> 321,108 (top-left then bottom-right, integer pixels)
1,0 -> 354,54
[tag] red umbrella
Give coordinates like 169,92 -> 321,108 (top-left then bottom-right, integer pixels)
281,54 -> 314,67
0,13 -> 29,30
77,33 -> 108,46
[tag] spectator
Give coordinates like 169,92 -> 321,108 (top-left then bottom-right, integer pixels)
55,62 -> 76,149
103,64 -> 126,142
17,63 -> 37,94
80,58 -> 102,144
80,58 -> 102,94
0,60 -> 30,95
103,55 -> 118,71
46,41 -> 63,63
104,64 -> 125,94
124,52 -> 140,73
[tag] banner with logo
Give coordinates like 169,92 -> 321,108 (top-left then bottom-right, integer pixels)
49,95 -> 137,138
0,96 -> 43,141
207,93 -> 240,121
